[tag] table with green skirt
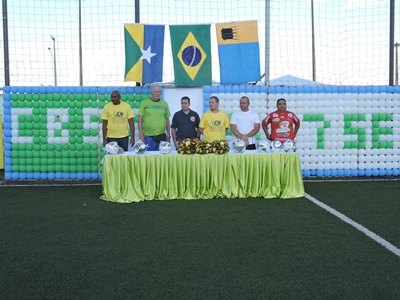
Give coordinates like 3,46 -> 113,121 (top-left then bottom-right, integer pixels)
100,152 -> 305,203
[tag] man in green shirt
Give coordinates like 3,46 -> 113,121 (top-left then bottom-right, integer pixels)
138,85 -> 171,151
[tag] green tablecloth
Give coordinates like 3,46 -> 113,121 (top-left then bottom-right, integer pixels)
100,152 -> 304,203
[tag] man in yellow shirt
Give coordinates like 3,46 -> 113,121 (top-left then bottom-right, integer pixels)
199,96 -> 230,141
102,90 -> 135,151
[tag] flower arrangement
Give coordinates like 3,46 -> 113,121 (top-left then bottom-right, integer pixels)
177,138 -> 198,154
178,139 -> 230,155
210,139 -> 230,154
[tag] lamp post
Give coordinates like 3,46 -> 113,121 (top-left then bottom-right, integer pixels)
50,35 -> 57,86
395,42 -> 399,86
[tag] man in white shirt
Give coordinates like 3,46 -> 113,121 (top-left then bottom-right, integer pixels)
230,96 -> 261,150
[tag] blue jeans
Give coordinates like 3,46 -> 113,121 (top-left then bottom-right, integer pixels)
144,135 -> 167,151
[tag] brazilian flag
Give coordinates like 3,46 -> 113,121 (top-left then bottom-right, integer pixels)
170,25 -> 212,87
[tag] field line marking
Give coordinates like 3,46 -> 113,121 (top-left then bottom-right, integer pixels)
305,192 -> 400,258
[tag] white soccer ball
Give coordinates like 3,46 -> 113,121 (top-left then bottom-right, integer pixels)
257,140 -> 271,153
283,140 -> 296,152
104,141 -> 123,155
133,141 -> 147,154
271,140 -> 283,152
159,141 -> 172,154
232,141 -> 246,153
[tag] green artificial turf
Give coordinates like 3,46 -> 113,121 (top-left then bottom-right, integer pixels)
305,180 -> 400,246
0,184 -> 399,299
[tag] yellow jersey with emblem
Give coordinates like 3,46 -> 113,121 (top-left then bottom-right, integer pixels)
102,101 -> 134,138
199,110 -> 230,142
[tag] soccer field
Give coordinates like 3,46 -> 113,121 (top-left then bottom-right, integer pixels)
0,180 -> 399,299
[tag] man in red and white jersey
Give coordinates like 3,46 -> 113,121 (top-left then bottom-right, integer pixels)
262,98 -> 300,142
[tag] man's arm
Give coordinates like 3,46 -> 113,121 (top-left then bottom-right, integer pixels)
128,118 -> 135,146
230,123 -> 243,139
171,128 -> 178,149
102,120 -> 108,145
138,116 -> 144,142
293,115 -> 300,138
262,118 -> 271,140
166,118 -> 171,141
246,123 -> 261,137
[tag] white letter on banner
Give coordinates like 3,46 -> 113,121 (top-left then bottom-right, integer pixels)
47,108 -> 69,144
82,107 -> 102,143
11,108 -> 33,143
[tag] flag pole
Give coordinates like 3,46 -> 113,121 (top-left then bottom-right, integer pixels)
265,0 -> 270,85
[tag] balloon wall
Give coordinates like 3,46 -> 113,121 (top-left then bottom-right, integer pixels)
3,86 -> 150,180
3,85 -> 400,180
203,85 -> 400,177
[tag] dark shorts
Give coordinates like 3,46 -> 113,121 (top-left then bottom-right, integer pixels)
246,144 -> 256,150
107,136 -> 129,151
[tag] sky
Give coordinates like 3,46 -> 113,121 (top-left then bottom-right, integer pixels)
0,0 -> 399,87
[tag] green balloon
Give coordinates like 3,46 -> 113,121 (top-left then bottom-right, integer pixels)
379,127 -> 387,134
90,115 -> 99,122
91,144 -> 99,151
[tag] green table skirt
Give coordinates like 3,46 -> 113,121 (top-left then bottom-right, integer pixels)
100,152 -> 305,203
